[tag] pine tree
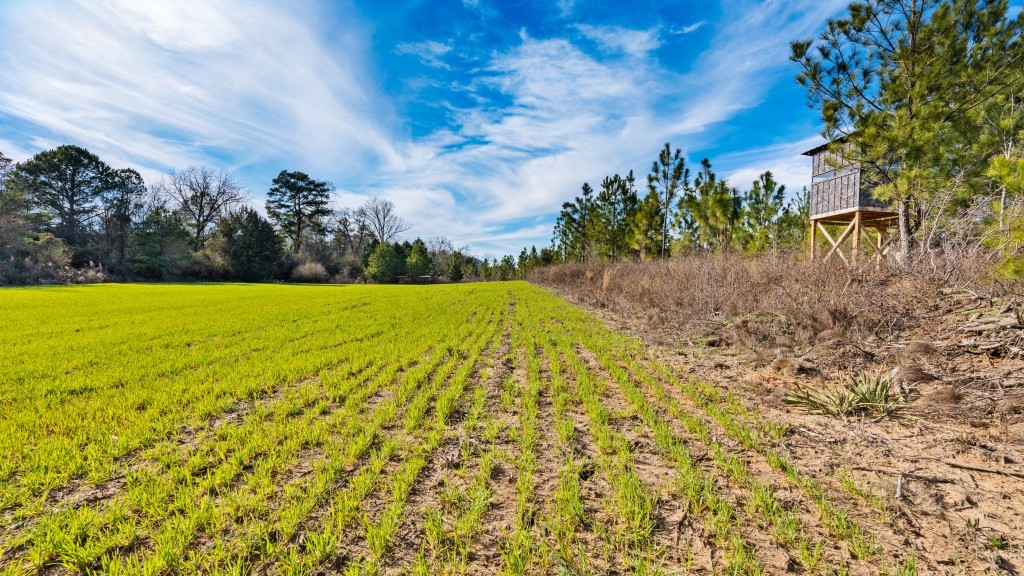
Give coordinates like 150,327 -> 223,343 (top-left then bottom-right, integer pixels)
595,174 -> 638,261
446,251 -> 466,282
681,158 -> 740,251
266,170 -> 333,253
128,206 -> 191,280
9,145 -> 115,248
647,143 -> 688,257
629,191 -> 664,259
210,207 -> 283,281
553,183 -> 597,262
740,171 -> 786,254
791,0 -> 1024,260
365,242 -> 406,283
406,238 -> 432,278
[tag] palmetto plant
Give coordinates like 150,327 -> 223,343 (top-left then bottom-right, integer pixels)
784,372 -> 907,417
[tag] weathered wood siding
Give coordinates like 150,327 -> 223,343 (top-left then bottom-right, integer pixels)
811,149 -> 846,177
809,149 -> 889,217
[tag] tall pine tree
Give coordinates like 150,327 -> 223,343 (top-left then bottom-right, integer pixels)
266,170 -> 333,253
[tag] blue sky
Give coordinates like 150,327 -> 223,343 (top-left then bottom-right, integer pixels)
0,0 -> 898,256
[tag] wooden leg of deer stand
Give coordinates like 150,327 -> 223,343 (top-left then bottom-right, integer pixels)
810,220 -> 817,259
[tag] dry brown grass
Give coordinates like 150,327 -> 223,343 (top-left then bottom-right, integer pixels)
529,251 -> 1011,351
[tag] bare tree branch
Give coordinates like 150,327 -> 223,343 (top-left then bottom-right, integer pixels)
156,166 -> 247,249
356,198 -> 411,244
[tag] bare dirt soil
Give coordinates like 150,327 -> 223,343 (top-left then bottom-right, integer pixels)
544,276 -> 1024,575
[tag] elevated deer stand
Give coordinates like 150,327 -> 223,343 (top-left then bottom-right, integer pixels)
802,142 -> 896,266
809,210 -> 895,265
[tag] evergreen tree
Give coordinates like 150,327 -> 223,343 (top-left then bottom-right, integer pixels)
791,0 -> 1024,260
516,248 -> 529,278
496,255 -> 516,280
553,183 -> 598,262
365,242 -> 406,283
210,207 -> 283,281
446,251 -> 466,281
629,190 -> 664,259
647,143 -> 688,257
740,171 -> 786,253
406,238 -> 432,278
778,186 -> 812,248
595,174 -> 637,261
0,152 -> 28,217
266,170 -> 333,253
100,168 -> 147,268
129,206 -> 191,280
9,145 -> 114,248
681,159 -> 740,251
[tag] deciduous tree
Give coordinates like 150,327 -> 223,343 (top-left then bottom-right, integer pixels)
100,168 -> 147,266
157,166 -> 246,249
358,198 -> 411,243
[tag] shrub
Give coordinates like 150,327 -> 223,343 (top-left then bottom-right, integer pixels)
365,243 -> 406,283
290,262 -> 329,283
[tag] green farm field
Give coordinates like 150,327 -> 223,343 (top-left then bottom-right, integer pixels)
0,282 -> 918,575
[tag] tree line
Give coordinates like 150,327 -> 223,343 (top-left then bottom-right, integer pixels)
0,144 -> 526,284
548,144 -> 810,263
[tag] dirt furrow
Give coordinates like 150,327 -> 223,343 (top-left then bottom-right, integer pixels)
573,343 -> 792,574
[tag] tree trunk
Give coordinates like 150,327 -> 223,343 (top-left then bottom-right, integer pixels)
898,199 -> 911,264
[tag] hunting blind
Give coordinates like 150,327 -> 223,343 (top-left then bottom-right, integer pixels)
802,142 -> 897,265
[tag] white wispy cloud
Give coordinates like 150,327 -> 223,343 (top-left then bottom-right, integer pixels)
395,40 -> 454,68
670,21 -> 707,35
722,136 -> 823,196
0,0 -> 400,186
557,0 -> 575,18
574,23 -> 662,57
380,0 -> 847,254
